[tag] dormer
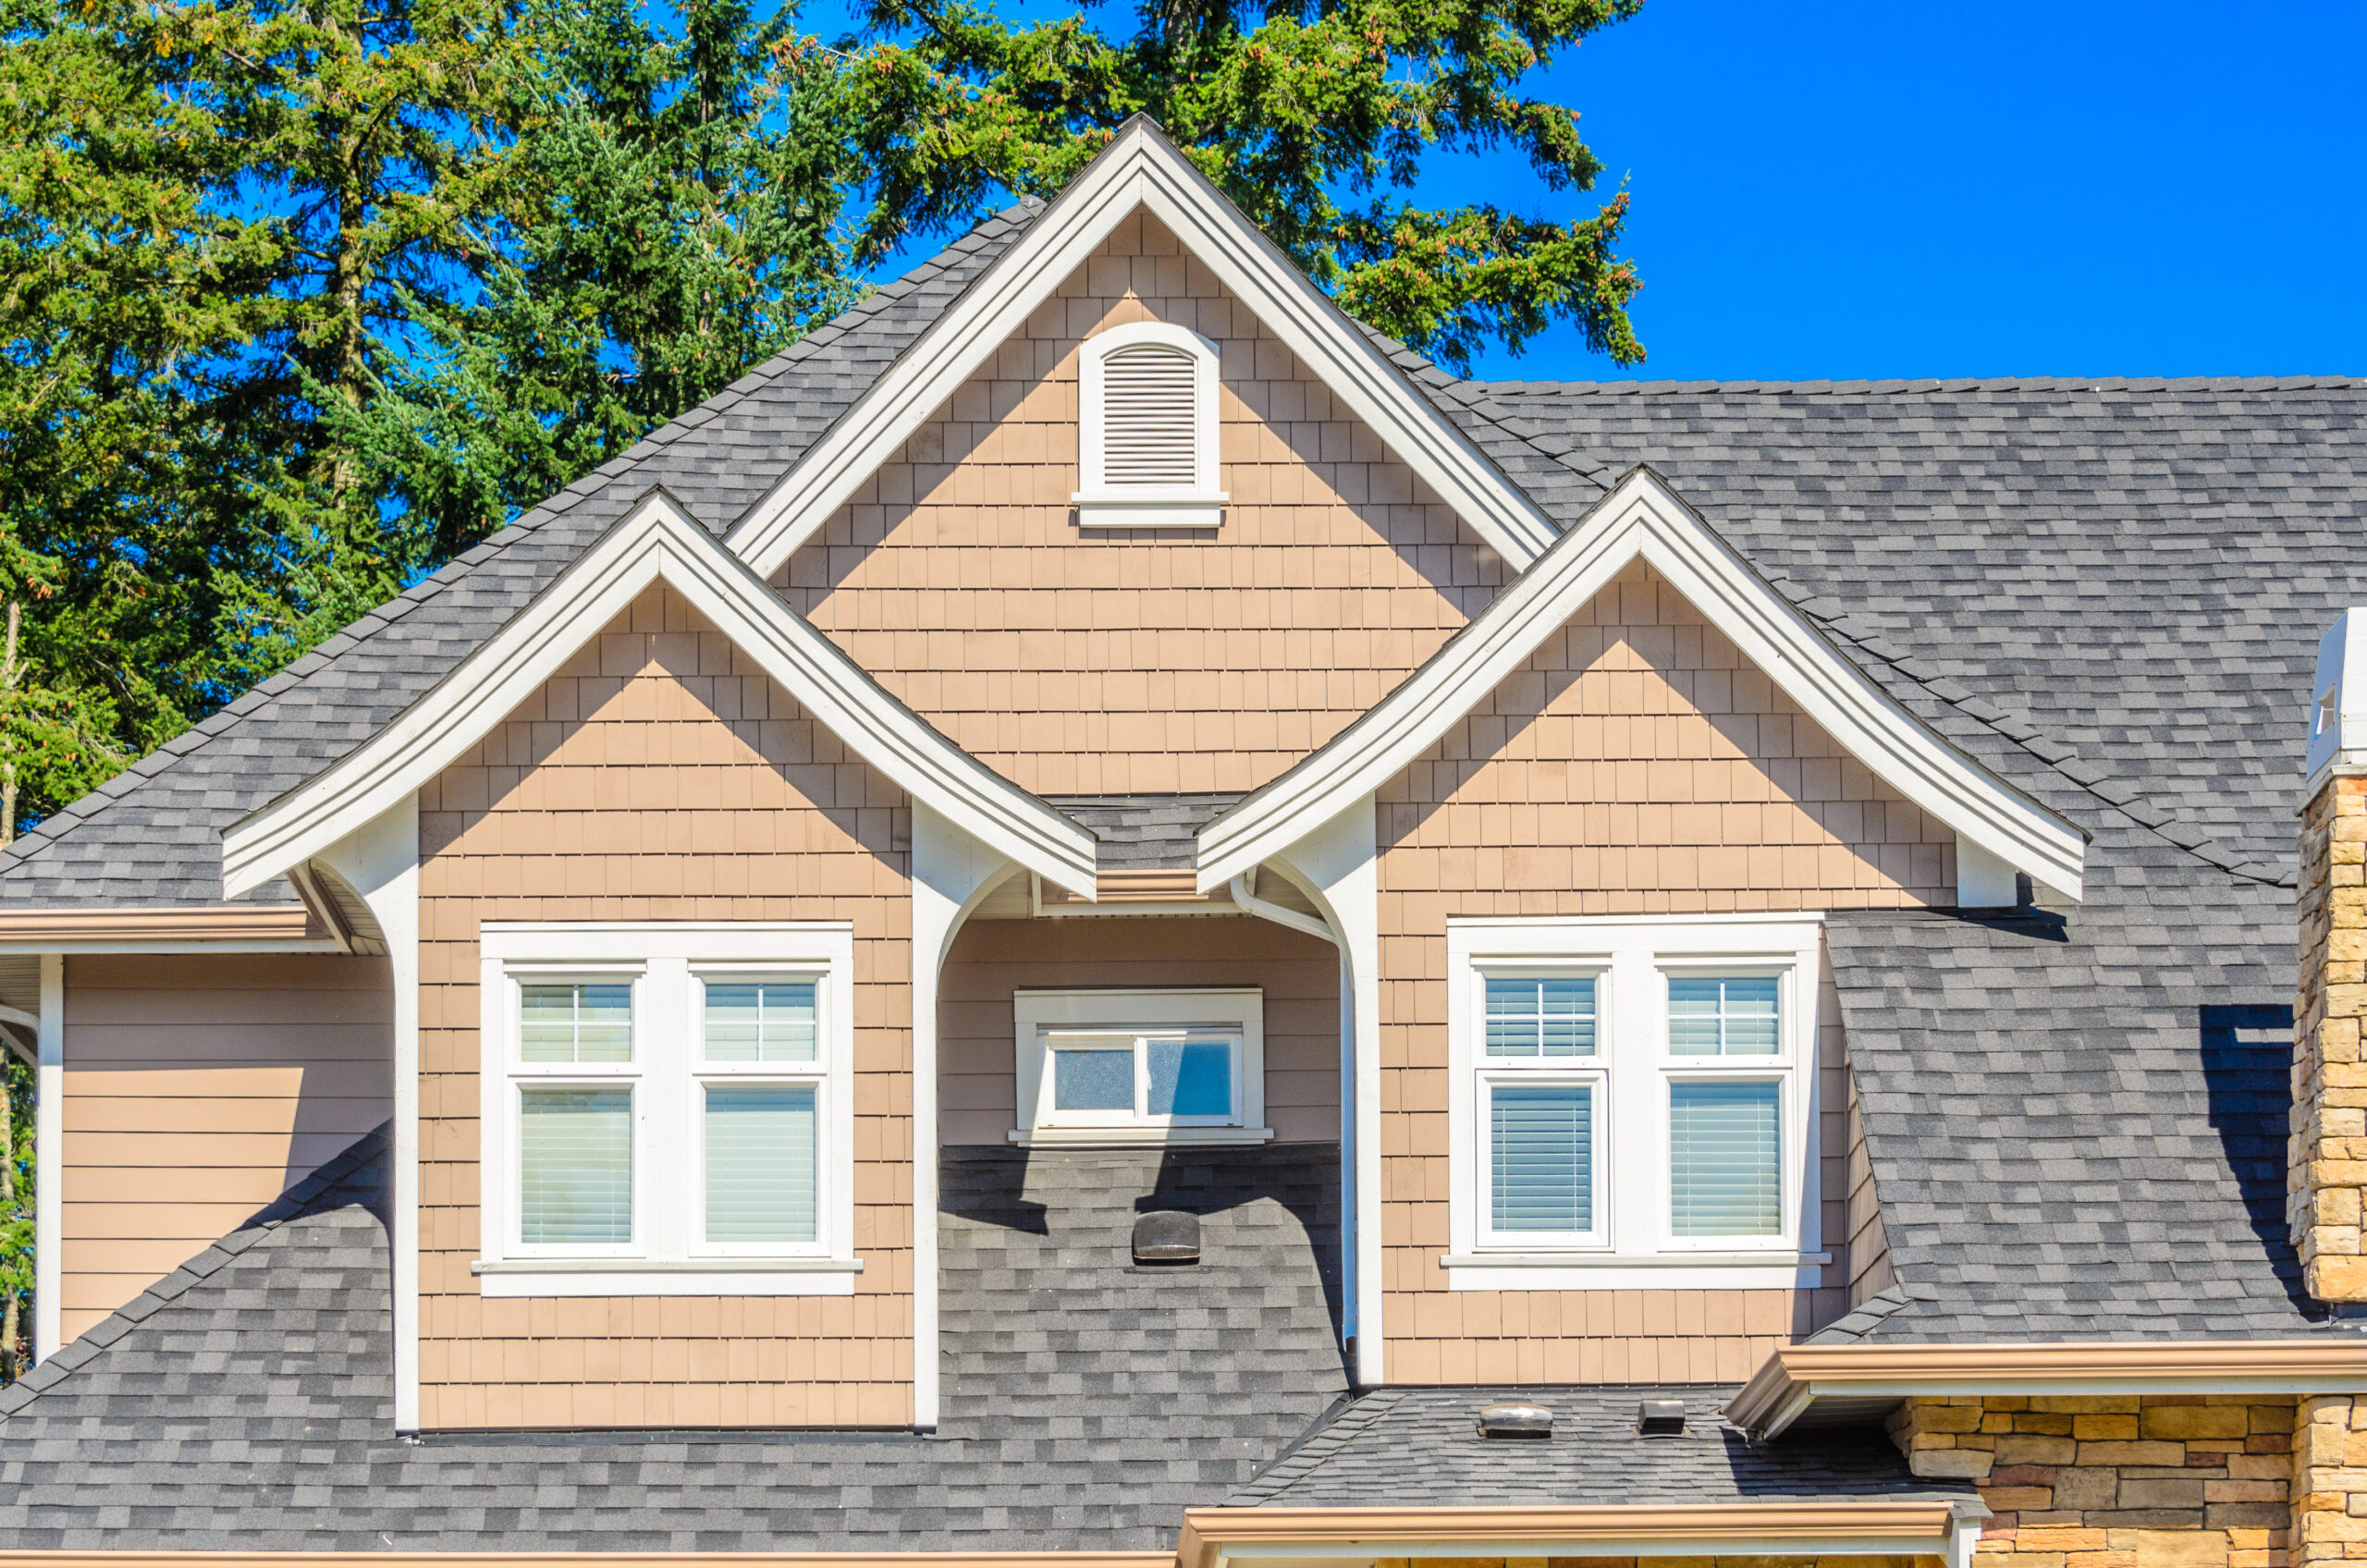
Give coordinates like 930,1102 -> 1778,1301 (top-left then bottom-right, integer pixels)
1073,322 -> 1228,528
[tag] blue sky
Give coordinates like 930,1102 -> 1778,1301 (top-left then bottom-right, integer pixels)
1413,0 -> 2367,382
839,0 -> 2366,384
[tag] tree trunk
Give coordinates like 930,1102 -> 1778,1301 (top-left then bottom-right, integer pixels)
1,599 -> 19,847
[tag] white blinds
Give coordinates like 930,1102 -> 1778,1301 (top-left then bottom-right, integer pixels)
705,1084 -> 817,1243
1099,344 -> 1197,485
1489,1082 -> 1593,1232
1669,1080 -> 1780,1235
1485,975 -> 1596,1056
521,1085 -> 633,1243
1668,974 -> 1779,1055
704,980 -> 817,1062
520,982 -> 632,1063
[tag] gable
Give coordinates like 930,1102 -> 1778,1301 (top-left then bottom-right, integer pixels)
726,116 -> 1559,580
1199,468 -> 2088,905
1380,559 -> 1956,910
779,211 -> 1512,796
220,490 -> 1098,903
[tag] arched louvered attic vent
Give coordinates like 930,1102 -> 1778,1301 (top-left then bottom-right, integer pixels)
1074,322 -> 1227,529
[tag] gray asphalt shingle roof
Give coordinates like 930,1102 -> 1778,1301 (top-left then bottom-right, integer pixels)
1225,1384 -> 1974,1507
0,1133 -> 1352,1550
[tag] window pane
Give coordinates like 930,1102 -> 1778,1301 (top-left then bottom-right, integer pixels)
1485,976 -> 1597,1058
520,982 -> 632,1064
1671,1081 -> 1782,1236
1668,974 -> 1780,1056
1148,1038 -> 1232,1118
705,981 -> 818,1064
521,1086 -> 632,1243
1490,1083 -> 1593,1232
1054,1048 -> 1134,1111
705,1085 -> 816,1243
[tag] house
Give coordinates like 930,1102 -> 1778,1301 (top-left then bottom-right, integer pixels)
2,114 -> 2365,1567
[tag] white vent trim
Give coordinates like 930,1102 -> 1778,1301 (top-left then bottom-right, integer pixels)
1074,322 -> 1226,528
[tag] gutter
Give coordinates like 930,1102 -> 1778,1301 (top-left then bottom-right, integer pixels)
1726,1338 -> 2367,1439
0,1556 -> 1173,1568
0,904 -> 337,952
1176,1501 -> 1978,1568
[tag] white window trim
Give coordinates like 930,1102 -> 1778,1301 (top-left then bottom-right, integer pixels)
1073,321 -> 1228,529
1441,914 -> 1827,1291
1011,987 -> 1273,1147
475,922 -> 860,1296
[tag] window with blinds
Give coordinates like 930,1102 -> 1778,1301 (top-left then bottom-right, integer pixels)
1098,344 -> 1199,486
1449,921 -> 1818,1270
1488,1082 -> 1595,1233
699,976 -> 826,1247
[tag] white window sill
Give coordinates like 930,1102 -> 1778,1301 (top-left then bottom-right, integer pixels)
1440,1250 -> 1831,1292
470,1256 -> 863,1297
1073,492 -> 1228,529
1007,1125 -> 1276,1149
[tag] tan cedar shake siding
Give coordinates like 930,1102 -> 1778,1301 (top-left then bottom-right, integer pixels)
1376,560 -> 1956,1383
938,913 -> 1339,1145
57,953 -> 393,1342
415,582 -> 913,1430
779,209 -> 1511,797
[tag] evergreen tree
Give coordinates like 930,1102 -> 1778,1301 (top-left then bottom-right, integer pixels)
827,0 -> 1647,374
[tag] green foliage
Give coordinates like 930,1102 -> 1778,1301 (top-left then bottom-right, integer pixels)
333,0 -> 868,567
0,1047 -> 30,1383
828,0 -> 1646,374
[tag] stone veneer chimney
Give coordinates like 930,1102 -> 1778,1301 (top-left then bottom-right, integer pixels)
2294,607 -> 2367,1304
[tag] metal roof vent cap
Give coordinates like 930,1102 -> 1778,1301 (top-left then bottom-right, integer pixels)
1637,1399 -> 1686,1436
1477,1403 -> 1552,1439
1132,1210 -> 1200,1265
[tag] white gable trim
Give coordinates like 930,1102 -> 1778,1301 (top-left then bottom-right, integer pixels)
221,492 -> 1098,900
725,116 -> 1560,579
1196,467 -> 2088,902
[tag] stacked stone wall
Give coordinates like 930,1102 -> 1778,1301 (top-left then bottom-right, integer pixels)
2295,1393 -> 2367,1568
1889,1395 -> 2295,1568
2294,774 -> 2367,1302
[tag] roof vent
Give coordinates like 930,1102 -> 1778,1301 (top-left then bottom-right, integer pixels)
1477,1403 -> 1552,1439
1638,1398 -> 1686,1436
1132,1210 -> 1200,1265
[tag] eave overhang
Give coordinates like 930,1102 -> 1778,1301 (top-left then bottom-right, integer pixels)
1726,1339 -> 2367,1439
1177,1501 -> 1978,1568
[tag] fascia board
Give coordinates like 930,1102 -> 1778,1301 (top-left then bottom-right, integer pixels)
727,119 -> 1557,580
1197,469 -> 2086,901
1178,1503 -> 1959,1568
1728,1338 -> 2367,1437
221,494 -> 1098,901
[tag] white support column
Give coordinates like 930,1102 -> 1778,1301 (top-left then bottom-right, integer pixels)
1272,795 -> 1380,1387
33,951 -> 62,1362
909,802 -> 1016,1430
315,797 -> 420,1430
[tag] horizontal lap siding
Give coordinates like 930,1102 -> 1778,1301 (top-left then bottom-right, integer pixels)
59,953 -> 393,1342
416,582 -> 914,1429
1376,562 -> 1954,1383
780,210 -> 1510,797
938,913 -> 1340,1145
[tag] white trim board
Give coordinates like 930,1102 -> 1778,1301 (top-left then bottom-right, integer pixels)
725,116 -> 1559,578
219,489 -> 1098,901
1196,466 -> 2088,903
32,952 -> 61,1363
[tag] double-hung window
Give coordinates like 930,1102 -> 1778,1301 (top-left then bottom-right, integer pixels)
1012,988 -> 1272,1146
1445,916 -> 1822,1290
477,924 -> 858,1296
